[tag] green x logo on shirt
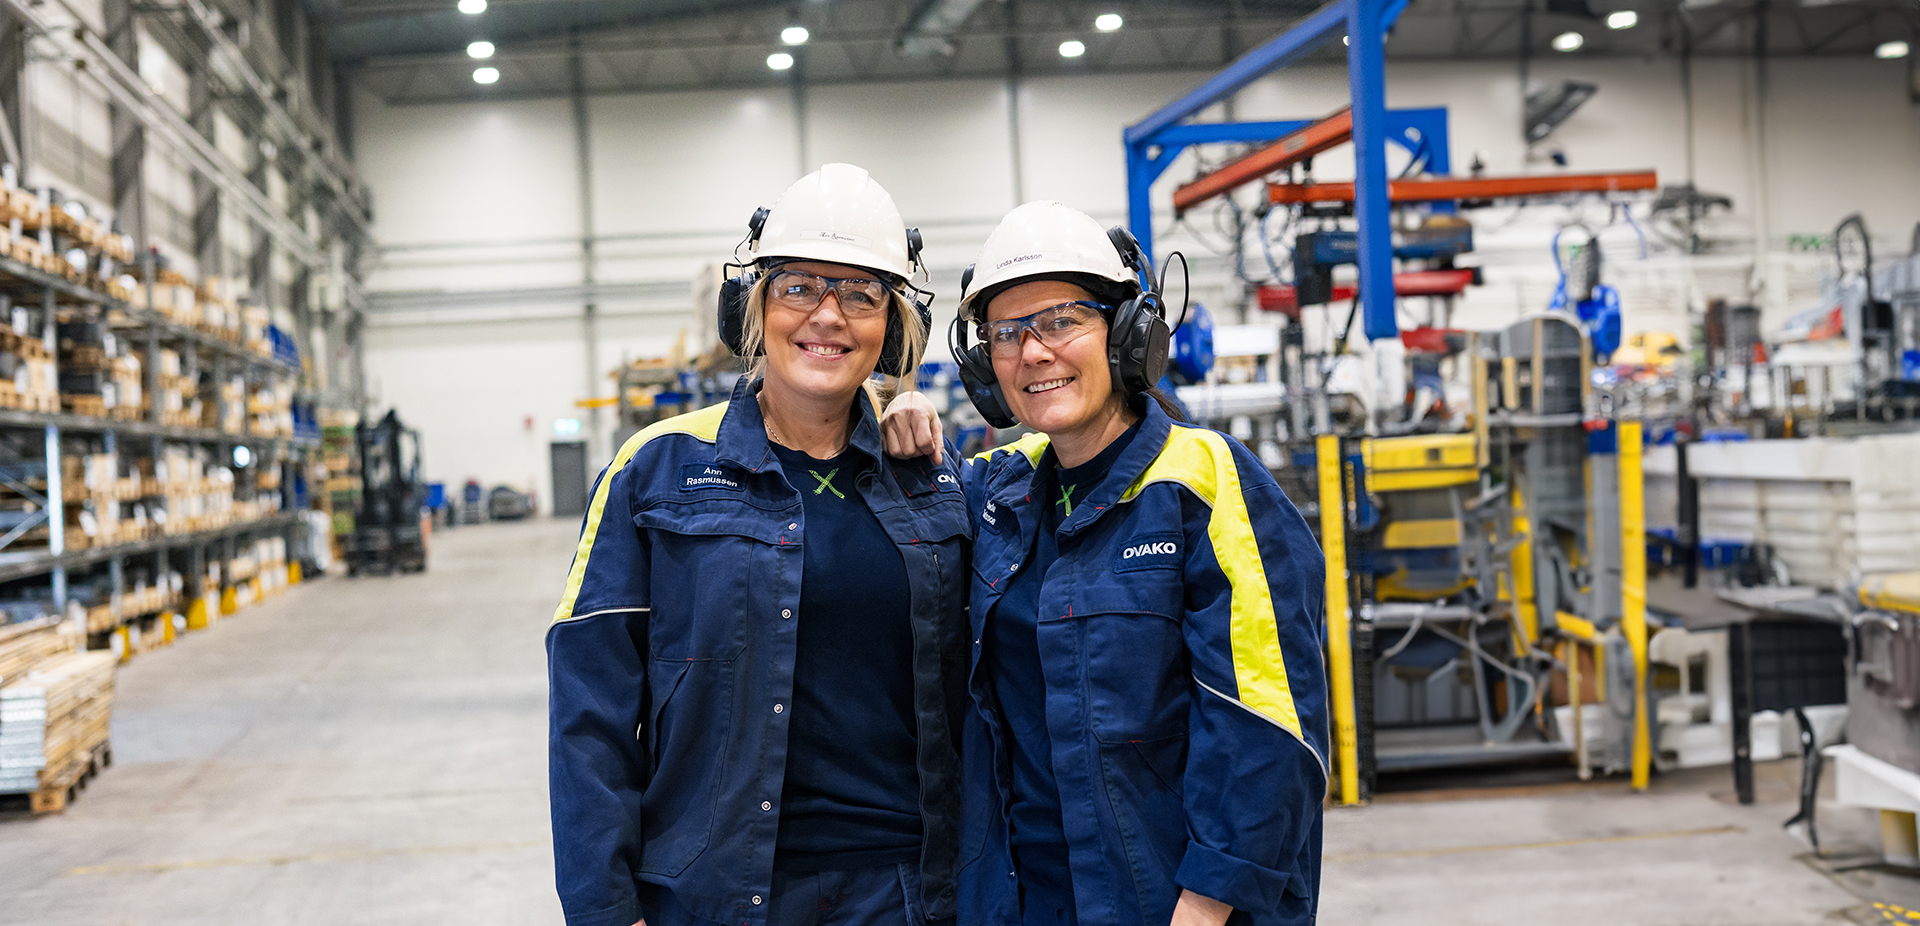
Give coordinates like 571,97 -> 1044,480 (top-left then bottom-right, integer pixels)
1057,484 -> 1077,518
809,469 -> 845,499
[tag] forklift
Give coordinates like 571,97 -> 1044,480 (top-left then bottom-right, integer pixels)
347,409 -> 428,576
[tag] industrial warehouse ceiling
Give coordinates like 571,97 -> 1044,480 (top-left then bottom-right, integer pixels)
316,0 -> 1920,105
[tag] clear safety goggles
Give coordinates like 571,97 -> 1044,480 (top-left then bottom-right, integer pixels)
976,300 -> 1111,359
767,269 -> 891,317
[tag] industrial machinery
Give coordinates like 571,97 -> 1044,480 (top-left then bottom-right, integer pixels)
1848,576 -> 1920,770
1834,215 -> 1920,422
346,410 -> 427,577
609,344 -> 742,451
1322,314 -> 1651,784
1121,3 -> 1666,802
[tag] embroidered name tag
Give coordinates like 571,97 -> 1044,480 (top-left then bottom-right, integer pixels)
1115,532 -> 1181,572
981,501 -> 999,527
680,463 -> 741,491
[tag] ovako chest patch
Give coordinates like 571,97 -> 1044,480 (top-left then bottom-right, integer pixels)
1115,531 -> 1182,572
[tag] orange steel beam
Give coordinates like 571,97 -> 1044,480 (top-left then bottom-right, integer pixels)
1266,170 -> 1659,205
1172,107 -> 1354,215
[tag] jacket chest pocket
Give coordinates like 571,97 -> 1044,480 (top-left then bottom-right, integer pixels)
1042,573 -> 1191,744
636,505 -> 790,661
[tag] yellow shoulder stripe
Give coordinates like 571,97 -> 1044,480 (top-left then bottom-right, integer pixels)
970,431 -> 1050,468
552,402 -> 730,624
1121,426 -> 1307,745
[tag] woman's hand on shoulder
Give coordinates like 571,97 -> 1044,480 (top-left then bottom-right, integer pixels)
881,391 -> 945,464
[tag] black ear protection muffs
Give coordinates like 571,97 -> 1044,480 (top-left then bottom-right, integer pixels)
951,227 -> 1171,429
1103,226 -> 1171,396
717,207 -> 930,378
950,263 -> 1020,429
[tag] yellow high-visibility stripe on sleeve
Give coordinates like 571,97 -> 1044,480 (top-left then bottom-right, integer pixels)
552,402 -> 730,624
1121,427 -> 1306,746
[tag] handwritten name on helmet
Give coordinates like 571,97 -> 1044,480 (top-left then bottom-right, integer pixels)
799,229 -> 874,248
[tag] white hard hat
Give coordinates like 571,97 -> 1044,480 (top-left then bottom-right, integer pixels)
752,163 -> 918,281
958,201 -> 1140,320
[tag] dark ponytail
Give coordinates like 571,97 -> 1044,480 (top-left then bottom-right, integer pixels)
1142,386 -> 1187,422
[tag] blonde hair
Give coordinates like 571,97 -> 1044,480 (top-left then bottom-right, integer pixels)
739,269 -> 930,409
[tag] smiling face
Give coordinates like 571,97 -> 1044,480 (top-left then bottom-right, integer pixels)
759,260 -> 891,406
985,279 -> 1132,449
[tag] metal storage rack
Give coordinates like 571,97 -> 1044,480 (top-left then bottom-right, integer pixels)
0,245 -> 315,654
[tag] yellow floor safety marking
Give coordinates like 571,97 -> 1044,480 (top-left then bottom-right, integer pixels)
62,838 -> 551,877
1325,824 -> 1743,862
1872,902 -> 1920,922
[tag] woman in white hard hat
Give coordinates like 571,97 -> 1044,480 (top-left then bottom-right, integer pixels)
883,201 -> 1329,926
550,164 -> 972,926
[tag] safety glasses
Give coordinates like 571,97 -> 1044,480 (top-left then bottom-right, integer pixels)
976,301 -> 1111,359
767,269 -> 891,317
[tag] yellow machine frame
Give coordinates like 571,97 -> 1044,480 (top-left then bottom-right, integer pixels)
1319,317 -> 1652,795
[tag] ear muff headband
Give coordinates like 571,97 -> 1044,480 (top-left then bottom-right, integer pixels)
719,207 -> 929,379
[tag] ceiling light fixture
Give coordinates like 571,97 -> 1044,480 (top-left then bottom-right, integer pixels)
472,66 -> 499,84
1059,40 -> 1085,58
467,40 -> 494,58
767,52 -> 795,70
1605,10 -> 1636,30
1095,13 -> 1122,32
456,0 -> 485,14
1875,40 -> 1910,59
1551,31 -> 1584,52
782,26 -> 809,45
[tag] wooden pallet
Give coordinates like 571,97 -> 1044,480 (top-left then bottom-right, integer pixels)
29,740 -> 111,815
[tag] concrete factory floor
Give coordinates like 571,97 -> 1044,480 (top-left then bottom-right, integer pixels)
0,518 -> 1909,925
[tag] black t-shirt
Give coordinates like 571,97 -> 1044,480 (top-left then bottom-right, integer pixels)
986,420 -> 1142,909
770,442 -> 923,872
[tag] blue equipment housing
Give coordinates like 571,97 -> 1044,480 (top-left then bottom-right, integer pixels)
1170,302 -> 1216,384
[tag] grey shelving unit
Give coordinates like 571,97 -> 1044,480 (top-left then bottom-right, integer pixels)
0,245 -> 315,647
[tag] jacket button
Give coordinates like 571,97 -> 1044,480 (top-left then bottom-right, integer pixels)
762,800 -> 772,811
781,609 -> 792,619
788,522 -> 797,530
774,703 -> 784,713
1009,564 -> 1018,572
752,895 -> 763,905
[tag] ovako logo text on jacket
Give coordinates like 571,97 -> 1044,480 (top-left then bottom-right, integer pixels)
1115,533 -> 1181,572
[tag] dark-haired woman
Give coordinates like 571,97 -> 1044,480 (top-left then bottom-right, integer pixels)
884,201 -> 1329,926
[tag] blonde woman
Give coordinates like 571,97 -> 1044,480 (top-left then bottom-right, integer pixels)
550,164 -> 971,926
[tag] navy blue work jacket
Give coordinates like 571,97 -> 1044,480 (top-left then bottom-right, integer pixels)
954,400 -> 1330,926
547,377 -> 972,926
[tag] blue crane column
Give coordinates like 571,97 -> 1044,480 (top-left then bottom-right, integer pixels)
1347,0 -> 1399,341
1122,0 -> 1414,342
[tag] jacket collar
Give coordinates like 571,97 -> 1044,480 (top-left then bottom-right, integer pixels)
982,395 -> 1177,538
1056,396 -> 1176,538
716,374 -> 886,473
